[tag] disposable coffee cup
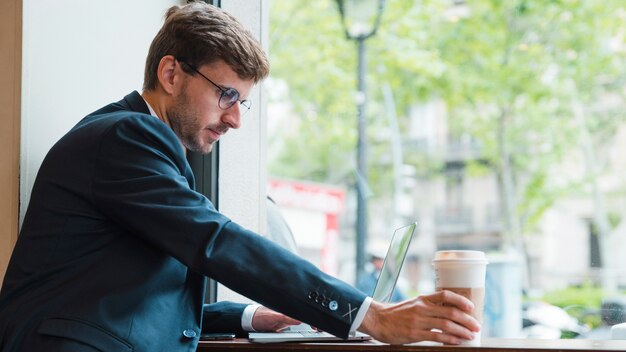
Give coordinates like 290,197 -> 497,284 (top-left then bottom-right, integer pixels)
432,250 -> 488,346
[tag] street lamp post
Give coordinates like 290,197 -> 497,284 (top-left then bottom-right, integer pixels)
336,0 -> 385,284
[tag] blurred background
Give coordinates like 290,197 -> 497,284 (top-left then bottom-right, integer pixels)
264,0 -> 626,340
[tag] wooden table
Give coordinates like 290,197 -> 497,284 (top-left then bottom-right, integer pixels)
197,338 -> 626,352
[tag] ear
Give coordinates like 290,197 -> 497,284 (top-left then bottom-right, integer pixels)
156,55 -> 179,95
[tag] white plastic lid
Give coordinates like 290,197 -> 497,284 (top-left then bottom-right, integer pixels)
432,250 -> 488,264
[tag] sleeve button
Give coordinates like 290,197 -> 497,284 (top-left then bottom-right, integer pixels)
183,329 -> 197,338
328,301 -> 338,311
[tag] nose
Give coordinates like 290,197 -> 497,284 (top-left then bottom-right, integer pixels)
221,104 -> 241,129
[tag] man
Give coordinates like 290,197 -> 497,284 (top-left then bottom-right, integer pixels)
0,3 -> 479,351
356,243 -> 406,302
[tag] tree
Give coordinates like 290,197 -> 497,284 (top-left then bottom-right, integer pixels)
267,0 -> 626,290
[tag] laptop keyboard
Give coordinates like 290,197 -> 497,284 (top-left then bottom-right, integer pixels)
296,330 -> 330,337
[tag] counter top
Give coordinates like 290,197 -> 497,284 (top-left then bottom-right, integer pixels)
197,338 -> 626,352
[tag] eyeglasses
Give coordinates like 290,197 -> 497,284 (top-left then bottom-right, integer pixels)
178,60 -> 251,112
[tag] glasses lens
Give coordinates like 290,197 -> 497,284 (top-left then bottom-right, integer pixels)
219,88 -> 239,109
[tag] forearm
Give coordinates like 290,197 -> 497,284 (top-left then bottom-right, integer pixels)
202,301 -> 248,336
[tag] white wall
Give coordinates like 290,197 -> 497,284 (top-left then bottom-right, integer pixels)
20,0 -> 183,225
21,0 -> 269,306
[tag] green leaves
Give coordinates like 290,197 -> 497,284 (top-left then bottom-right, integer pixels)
267,0 -> 626,232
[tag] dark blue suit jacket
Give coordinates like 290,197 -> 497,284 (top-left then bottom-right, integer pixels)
0,92 -> 366,352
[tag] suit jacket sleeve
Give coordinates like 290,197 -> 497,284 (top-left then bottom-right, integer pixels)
91,115 -> 367,338
202,302 -> 247,336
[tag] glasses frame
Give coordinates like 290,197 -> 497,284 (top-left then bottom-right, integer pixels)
178,60 -> 251,112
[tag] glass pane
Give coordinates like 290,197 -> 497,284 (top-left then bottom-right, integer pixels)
267,0 -> 626,340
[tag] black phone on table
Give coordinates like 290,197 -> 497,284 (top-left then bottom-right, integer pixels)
200,333 -> 236,341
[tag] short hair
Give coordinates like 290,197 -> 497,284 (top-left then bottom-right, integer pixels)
143,2 -> 270,91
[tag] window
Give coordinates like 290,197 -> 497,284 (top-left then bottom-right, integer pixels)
266,0 -> 626,341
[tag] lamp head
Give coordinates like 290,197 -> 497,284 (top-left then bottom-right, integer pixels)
336,0 -> 385,40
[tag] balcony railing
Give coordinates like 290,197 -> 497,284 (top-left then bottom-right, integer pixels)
434,207 -> 473,234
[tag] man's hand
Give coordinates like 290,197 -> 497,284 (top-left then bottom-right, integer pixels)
358,290 -> 481,345
251,306 -> 301,332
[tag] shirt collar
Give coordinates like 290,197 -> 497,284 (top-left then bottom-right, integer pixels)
141,95 -> 158,118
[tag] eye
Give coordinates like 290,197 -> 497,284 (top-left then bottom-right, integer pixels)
223,88 -> 240,107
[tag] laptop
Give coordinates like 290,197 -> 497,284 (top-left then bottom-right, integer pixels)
249,222 -> 417,343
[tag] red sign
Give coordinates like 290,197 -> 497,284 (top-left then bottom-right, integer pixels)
267,179 -> 345,215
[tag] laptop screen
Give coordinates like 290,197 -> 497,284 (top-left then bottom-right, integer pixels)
371,222 -> 417,302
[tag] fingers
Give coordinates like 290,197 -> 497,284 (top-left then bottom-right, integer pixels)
364,294 -> 484,345
427,303 -> 481,333
251,306 -> 301,332
271,317 -> 301,331
419,329 -> 473,345
267,316 -> 301,332
424,291 -> 480,332
427,316 -> 476,340
271,322 -> 296,332
428,290 -> 474,313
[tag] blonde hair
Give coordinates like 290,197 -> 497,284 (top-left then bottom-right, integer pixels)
143,2 -> 269,90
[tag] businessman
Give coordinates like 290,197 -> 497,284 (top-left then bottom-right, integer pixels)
0,2 -> 479,351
